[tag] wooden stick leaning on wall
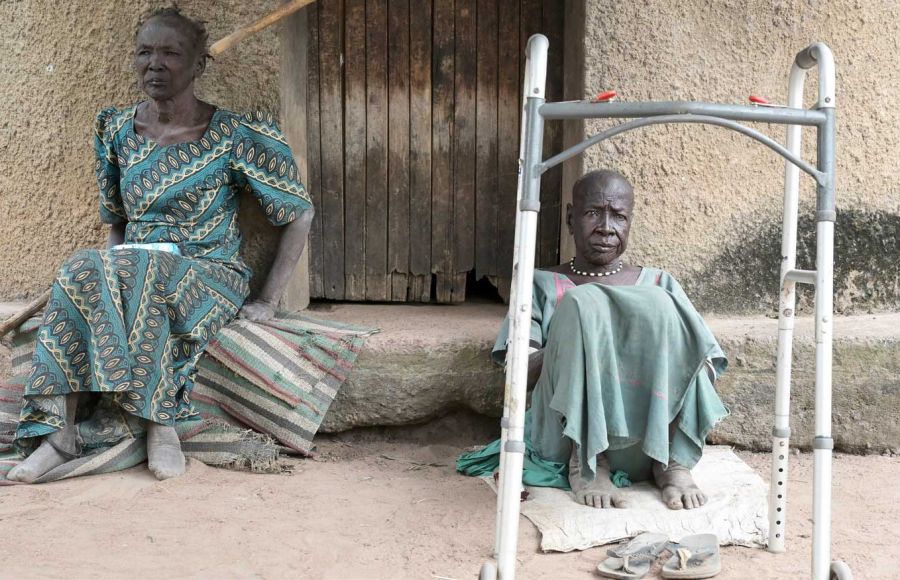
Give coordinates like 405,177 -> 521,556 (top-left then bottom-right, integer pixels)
0,289 -> 50,338
209,0 -> 318,57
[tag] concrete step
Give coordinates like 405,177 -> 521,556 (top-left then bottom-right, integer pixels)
3,301 -> 897,453
311,302 -> 900,454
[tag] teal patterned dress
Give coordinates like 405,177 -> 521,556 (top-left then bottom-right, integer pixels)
14,105 -> 312,454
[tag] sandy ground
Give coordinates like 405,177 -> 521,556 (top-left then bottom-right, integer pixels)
0,420 -> 897,580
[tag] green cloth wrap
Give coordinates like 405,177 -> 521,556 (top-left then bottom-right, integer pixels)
459,268 -> 728,489
456,412 -> 570,490
610,470 -> 632,488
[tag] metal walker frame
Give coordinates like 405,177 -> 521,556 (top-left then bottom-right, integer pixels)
482,35 -> 849,580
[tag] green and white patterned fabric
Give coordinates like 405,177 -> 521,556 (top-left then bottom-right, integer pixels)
14,106 -> 312,454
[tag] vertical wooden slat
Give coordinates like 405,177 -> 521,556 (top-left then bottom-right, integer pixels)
539,0 -> 564,267
495,0 -> 520,299
305,2 -> 325,298
365,0 -> 390,301
387,0 -> 410,301
408,0 -> 433,302
452,0 -> 477,302
559,0 -> 586,264
344,0 -> 367,300
318,0 -> 346,299
279,7 -> 312,311
474,0 -> 498,281
431,0 -> 455,303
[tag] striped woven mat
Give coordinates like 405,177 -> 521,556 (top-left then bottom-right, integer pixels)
0,312 -> 376,484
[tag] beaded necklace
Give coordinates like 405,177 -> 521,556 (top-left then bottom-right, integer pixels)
569,258 -> 624,278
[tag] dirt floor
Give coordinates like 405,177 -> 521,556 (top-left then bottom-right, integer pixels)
0,417 -> 896,580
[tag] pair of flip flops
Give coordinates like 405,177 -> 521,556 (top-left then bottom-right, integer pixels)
596,532 -> 721,579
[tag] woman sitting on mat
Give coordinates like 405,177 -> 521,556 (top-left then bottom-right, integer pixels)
459,169 -> 728,510
8,8 -> 313,483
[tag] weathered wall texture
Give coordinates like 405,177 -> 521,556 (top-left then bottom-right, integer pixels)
3,1 -> 899,315
0,0 -> 287,300
578,0 -> 900,314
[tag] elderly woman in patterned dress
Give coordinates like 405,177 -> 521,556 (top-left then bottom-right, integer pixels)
8,8 -> 314,482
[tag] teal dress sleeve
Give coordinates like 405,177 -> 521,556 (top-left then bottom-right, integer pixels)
94,108 -> 127,224
229,112 -> 313,225
490,272 -> 551,365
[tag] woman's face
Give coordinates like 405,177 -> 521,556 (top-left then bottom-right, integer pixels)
567,175 -> 635,267
134,18 -> 202,100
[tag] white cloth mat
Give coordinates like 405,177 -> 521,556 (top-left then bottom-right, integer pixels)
486,446 -> 769,552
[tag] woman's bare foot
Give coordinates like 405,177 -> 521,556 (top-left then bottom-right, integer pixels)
146,422 -> 185,480
652,460 -> 707,510
6,429 -> 77,483
570,450 -> 632,509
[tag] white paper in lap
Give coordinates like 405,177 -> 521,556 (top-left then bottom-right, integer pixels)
486,446 -> 769,552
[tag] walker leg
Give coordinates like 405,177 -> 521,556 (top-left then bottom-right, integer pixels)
480,561 -> 498,580
493,22 -> 537,554
487,33 -> 549,580
768,61 -> 806,554
811,44 -> 837,579
811,218 -> 835,580
830,561 -> 853,580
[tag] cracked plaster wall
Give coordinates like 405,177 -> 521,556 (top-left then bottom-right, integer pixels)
2,1 -> 899,314
579,0 -> 900,313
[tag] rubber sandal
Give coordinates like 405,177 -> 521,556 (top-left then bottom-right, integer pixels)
660,533 -> 721,579
596,532 -> 669,579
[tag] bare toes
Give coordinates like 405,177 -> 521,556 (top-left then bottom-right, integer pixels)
6,465 -> 34,483
665,493 -> 684,510
150,464 -> 185,480
612,495 -> 632,509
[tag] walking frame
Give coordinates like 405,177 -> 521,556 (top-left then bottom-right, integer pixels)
481,35 -> 850,580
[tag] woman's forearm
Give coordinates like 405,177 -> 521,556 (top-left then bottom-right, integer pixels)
527,349 -> 544,390
256,207 -> 315,305
107,223 -> 126,248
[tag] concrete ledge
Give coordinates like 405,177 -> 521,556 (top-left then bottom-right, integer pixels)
3,301 -> 897,453
314,302 -> 507,432
313,303 -> 900,453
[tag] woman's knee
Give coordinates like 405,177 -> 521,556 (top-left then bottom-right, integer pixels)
59,249 -> 105,276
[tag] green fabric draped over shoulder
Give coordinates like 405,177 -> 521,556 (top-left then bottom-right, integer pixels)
457,268 -> 728,486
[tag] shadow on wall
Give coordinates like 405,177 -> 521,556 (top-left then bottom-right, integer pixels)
684,209 -> 900,315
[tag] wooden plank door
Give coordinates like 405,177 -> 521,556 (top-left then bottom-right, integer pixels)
305,0 -> 566,302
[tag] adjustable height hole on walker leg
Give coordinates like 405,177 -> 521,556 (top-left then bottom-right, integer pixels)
776,534 -> 781,538
778,481 -> 783,486
778,468 -> 784,472
778,494 -> 783,499
779,454 -> 785,460
777,507 -> 782,512
777,521 -> 782,525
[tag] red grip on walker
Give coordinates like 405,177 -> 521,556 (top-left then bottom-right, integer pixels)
593,90 -> 617,102
749,95 -> 770,105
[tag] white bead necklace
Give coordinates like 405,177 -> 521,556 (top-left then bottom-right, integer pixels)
569,258 -> 624,278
